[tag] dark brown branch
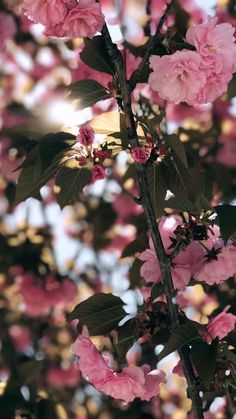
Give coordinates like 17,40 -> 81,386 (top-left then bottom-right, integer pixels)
101,21 -> 204,419
129,1 -> 173,90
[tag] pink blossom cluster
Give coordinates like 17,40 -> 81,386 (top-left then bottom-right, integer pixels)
22,0 -> 105,39
72,326 -> 165,403
46,364 -> 80,388
149,17 -> 236,105
139,215 -> 236,289
18,273 -> 77,317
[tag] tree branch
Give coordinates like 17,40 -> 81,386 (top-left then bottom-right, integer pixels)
101,21 -> 204,419
129,1 -> 173,90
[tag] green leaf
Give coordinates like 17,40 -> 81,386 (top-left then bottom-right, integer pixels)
38,132 -> 76,172
214,205 -> 236,244
166,134 -> 188,168
5,360 -> 44,395
150,283 -> 165,301
15,160 -> 58,204
116,320 -> 138,360
55,167 -> 91,208
146,163 -> 168,217
121,237 -> 148,259
15,132 -> 76,205
158,323 -> 200,361
68,293 -> 127,336
68,79 -> 111,109
80,36 -> 114,75
191,339 -> 218,389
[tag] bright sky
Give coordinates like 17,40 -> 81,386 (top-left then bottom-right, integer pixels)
195,0 -> 217,14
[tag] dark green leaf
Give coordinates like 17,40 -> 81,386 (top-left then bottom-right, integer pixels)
214,205 -> 236,244
166,134 -> 188,168
68,79 -> 111,109
116,320 -> 138,360
38,132 -> 76,172
146,163 -> 168,217
158,323 -> 200,361
152,329 -> 170,346
80,36 -> 114,75
5,360 -> 44,395
55,167 -> 91,208
15,162 -> 58,204
191,339 -> 218,389
121,238 -> 148,259
150,283 -> 165,301
68,293 -> 127,336
129,258 -> 143,289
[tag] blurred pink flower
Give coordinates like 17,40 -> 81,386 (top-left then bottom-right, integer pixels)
9,325 -> 32,352
0,12 -> 17,51
46,365 -> 80,388
23,0 -> 105,39
18,273 -> 77,317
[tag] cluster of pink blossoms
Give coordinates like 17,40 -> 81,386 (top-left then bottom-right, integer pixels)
139,215 -> 236,289
74,124 -> 107,182
22,0 -> 105,39
72,326 -> 165,403
149,17 -> 236,105
18,273 -> 77,317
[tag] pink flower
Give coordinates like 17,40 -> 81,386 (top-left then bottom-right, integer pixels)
22,0 -> 69,27
18,273 -> 77,317
71,326 -> 112,384
138,216 -> 204,289
23,0 -> 105,39
9,325 -> 32,352
0,12 -> 17,51
149,51 -> 206,105
206,306 -> 236,343
131,147 -> 148,164
46,365 -> 80,388
92,164 -> 106,182
72,326 -> 165,403
76,125 -> 94,146
186,16 -> 236,103
186,16 -> 236,72
195,238 -> 236,285
59,0 -> 105,39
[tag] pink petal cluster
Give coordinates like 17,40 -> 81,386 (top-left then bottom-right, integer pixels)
149,51 -> 206,105
131,147 -> 148,164
194,226 -> 236,285
92,164 -> 106,182
76,125 -> 94,147
18,273 -> 77,317
205,306 -> 236,344
139,215 -> 203,289
72,326 -> 165,403
0,12 -> 17,51
139,215 -> 236,289
149,17 -> 236,105
22,0 -> 105,39
46,365 -> 80,388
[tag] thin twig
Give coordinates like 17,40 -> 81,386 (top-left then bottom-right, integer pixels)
129,1 -> 173,90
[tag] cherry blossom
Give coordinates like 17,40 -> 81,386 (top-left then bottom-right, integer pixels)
72,326 -> 165,403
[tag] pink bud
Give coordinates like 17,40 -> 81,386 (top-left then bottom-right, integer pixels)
92,164 -> 106,182
131,147 -> 148,164
76,125 -> 94,147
